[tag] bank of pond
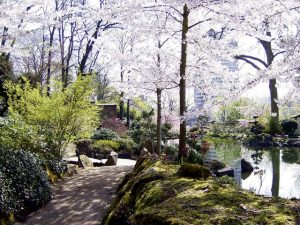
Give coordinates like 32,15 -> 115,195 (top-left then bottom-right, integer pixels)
206,140 -> 300,199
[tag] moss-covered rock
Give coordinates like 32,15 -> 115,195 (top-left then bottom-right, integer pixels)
79,155 -> 94,167
178,163 -> 210,179
102,156 -> 300,225
209,160 -> 226,171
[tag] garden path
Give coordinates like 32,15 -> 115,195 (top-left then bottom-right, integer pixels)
16,166 -> 134,225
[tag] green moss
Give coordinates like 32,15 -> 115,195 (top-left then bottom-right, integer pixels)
0,213 -> 14,225
178,163 -> 210,179
103,158 -> 299,225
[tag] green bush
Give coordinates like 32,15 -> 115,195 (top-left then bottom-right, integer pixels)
163,145 -> 178,156
91,140 -> 120,156
264,117 -> 280,135
187,149 -> 203,165
5,76 -> 99,160
281,120 -> 298,137
43,159 -> 68,177
92,128 -> 119,140
114,138 -> 136,154
0,116 -> 42,152
0,149 -> 51,218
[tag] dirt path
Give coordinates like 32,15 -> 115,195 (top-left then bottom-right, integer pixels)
16,166 -> 133,225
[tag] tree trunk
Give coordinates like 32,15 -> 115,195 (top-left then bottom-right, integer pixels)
271,148 -> 280,197
178,4 -> 189,163
119,67 -> 124,121
127,99 -> 130,128
156,88 -> 162,155
260,31 -> 279,134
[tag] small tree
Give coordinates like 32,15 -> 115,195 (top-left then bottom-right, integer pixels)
6,76 -> 99,159
281,120 -> 298,137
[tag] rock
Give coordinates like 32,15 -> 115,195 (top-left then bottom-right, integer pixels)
209,160 -> 226,171
105,151 -> 118,166
215,167 -> 234,177
141,148 -> 152,157
66,164 -> 78,176
144,138 -> 154,154
241,171 -> 252,180
76,139 -> 103,160
241,158 -> 254,172
179,163 -> 211,179
152,153 -> 160,159
79,155 -> 94,167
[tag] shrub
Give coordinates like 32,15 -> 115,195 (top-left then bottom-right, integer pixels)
0,149 -> 51,218
250,122 -> 264,135
5,76 -> 99,160
264,117 -> 280,135
91,140 -> 120,156
163,145 -> 178,156
114,138 -> 136,154
187,149 -> 203,165
43,159 -> 67,177
281,120 -> 298,137
0,116 -> 42,153
92,128 -> 119,140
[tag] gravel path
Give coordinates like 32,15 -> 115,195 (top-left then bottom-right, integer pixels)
16,166 -> 133,225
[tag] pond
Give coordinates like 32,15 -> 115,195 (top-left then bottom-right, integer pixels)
203,140 -> 300,199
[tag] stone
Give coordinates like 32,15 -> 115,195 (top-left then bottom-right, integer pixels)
144,138 -> 154,154
105,151 -> 118,166
79,155 -> 94,167
209,160 -> 226,171
215,167 -> 234,177
241,158 -> 254,172
141,148 -> 152,157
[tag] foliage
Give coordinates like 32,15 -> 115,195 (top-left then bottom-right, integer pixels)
114,138 -> 136,154
163,145 -> 178,156
281,120 -> 298,137
264,117 -> 281,135
0,116 -> 42,152
0,149 -> 51,218
187,149 -> 203,165
129,109 -> 156,145
216,100 -> 247,123
91,140 -> 120,156
5,76 -> 99,159
281,149 -> 299,164
161,122 -> 172,142
92,128 -> 119,140
250,122 -> 265,135
43,159 -> 68,177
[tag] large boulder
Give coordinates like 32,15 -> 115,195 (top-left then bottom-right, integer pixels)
241,158 -> 254,172
105,151 -> 118,166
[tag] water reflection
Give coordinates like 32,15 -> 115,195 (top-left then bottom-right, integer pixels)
207,142 -> 300,199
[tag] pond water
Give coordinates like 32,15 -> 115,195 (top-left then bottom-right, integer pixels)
203,141 -> 300,199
